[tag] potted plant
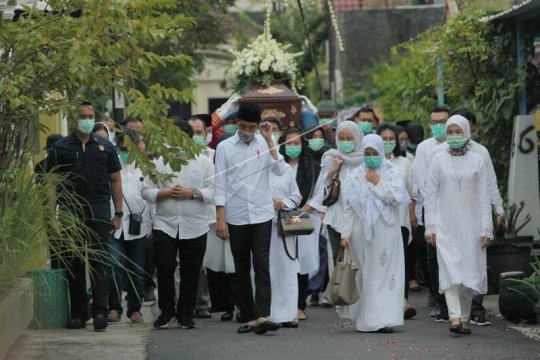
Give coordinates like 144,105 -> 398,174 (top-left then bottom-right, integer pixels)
487,202 -> 534,293
500,254 -> 540,324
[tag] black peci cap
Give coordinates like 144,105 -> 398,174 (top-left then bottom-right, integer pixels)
237,103 -> 261,123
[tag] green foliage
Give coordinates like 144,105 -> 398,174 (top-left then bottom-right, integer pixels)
270,0 -> 328,98
0,0 -> 213,182
369,13 -> 519,193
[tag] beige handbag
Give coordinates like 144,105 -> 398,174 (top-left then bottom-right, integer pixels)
323,247 -> 360,305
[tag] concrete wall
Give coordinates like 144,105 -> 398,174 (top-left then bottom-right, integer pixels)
337,4 -> 445,91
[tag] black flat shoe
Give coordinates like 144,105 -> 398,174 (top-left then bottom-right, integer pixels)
221,311 -> 234,321
281,321 -> 298,328
457,326 -> 472,335
449,323 -> 462,334
376,327 -> 394,333
67,318 -> 86,329
237,324 -> 256,334
255,321 -> 280,335
93,314 -> 108,331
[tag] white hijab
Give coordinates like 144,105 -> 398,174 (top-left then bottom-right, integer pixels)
342,134 -> 410,242
446,115 -> 471,140
321,121 -> 364,170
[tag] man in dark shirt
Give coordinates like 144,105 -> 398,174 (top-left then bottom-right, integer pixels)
47,101 -> 123,331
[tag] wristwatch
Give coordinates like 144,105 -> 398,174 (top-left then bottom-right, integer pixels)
191,190 -> 198,200
114,211 -> 124,217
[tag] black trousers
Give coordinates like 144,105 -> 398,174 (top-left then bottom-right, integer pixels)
327,225 -> 342,264
51,219 -> 110,320
411,224 -> 429,287
401,227 -> 410,300
228,221 -> 272,322
298,273 -> 309,311
153,230 -> 207,318
426,243 -> 448,312
144,234 -> 156,290
207,269 -> 237,313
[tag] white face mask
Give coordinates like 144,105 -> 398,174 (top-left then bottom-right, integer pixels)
109,131 -> 116,143
205,132 -> 213,145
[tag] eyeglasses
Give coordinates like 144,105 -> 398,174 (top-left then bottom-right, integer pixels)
430,120 -> 446,125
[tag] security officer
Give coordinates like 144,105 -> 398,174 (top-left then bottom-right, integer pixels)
47,101 -> 123,331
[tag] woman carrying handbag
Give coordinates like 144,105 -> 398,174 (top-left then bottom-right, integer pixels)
338,134 -> 410,333
279,127 -> 325,321
320,121 -> 364,263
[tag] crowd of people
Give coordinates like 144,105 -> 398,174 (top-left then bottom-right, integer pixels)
43,96 -> 502,336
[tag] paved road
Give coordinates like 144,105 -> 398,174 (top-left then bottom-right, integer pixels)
146,292 -> 540,360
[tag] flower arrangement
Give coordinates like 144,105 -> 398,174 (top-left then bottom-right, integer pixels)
228,33 -> 303,95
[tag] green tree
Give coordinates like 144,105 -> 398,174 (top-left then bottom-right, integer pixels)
0,0 -> 215,181
369,13 -> 519,194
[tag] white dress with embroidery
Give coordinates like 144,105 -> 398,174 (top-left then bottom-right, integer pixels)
337,161 -> 409,332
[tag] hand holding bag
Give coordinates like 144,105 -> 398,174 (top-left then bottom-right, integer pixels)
322,163 -> 342,207
323,247 -> 360,305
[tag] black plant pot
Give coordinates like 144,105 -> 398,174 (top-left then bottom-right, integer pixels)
487,236 -> 534,294
498,274 -> 537,323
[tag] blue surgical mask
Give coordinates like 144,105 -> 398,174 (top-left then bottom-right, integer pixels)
238,130 -> 255,143
384,140 -> 396,154
193,135 -> 206,145
447,135 -> 468,149
118,151 -> 129,163
109,130 -> 116,143
308,138 -> 324,152
338,140 -> 355,154
431,123 -> 446,140
272,132 -> 280,146
285,145 -> 302,159
77,119 -> 95,134
359,121 -> 373,135
319,118 -> 333,127
364,155 -> 383,169
223,124 -> 237,134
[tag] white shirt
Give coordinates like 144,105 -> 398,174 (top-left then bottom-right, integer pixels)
412,137 -> 444,224
142,155 -> 214,239
112,158 -> 152,240
290,163 -> 326,213
430,140 -> 504,215
214,133 -> 286,225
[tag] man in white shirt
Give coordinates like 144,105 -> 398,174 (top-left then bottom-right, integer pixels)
142,120 -> 214,330
412,106 -> 450,322
214,103 -> 286,335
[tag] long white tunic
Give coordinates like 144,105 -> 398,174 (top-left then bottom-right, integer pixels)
338,168 -> 407,332
412,137 -> 444,224
429,140 -> 504,215
290,164 -> 325,275
424,150 -> 492,294
268,165 -> 302,323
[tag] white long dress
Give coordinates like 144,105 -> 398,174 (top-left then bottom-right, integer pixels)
268,165 -> 303,323
337,161 -> 410,332
290,164 -> 325,276
390,155 -> 415,243
424,150 -> 492,294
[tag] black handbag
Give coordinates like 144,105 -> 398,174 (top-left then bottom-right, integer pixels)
322,164 -> 342,207
123,195 -> 146,236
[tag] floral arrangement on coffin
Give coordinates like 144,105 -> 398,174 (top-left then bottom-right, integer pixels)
228,33 -> 303,95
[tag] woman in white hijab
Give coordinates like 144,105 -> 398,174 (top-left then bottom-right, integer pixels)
424,115 -> 492,335
321,121 -> 364,263
338,134 -> 410,333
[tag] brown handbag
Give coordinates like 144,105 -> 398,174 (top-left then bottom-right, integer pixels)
322,164 -> 342,207
323,247 -> 360,305
277,202 -> 315,261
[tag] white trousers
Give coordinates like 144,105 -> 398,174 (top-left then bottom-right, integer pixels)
444,285 -> 474,322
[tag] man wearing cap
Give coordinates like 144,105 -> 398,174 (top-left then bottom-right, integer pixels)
214,103 -> 286,335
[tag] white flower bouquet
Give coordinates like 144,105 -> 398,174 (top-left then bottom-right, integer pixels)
228,34 -> 303,94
